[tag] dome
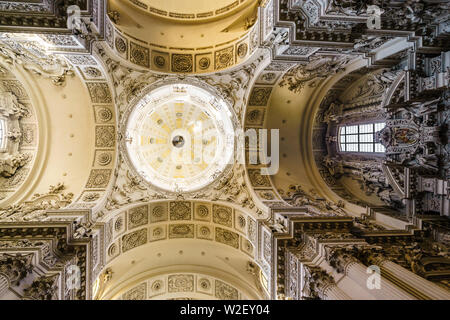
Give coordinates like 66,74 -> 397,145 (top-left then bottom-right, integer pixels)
125,83 -> 235,193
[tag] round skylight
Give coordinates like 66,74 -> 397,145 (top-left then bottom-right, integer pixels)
125,84 -> 235,193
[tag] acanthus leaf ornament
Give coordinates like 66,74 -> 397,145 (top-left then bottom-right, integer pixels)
282,184 -> 348,217
279,55 -> 352,94
0,253 -> 34,286
0,35 -> 74,86
0,183 -> 74,222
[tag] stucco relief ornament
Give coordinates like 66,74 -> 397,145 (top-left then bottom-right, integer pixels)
382,242 -> 450,280
302,265 -> 336,299
326,0 -> 376,16
283,184 -> 347,216
0,92 -> 28,119
261,28 -> 289,48
0,253 -> 34,286
0,91 -> 32,177
117,74 -> 171,119
189,164 -> 262,215
0,37 -> 74,86
7,128 -> 22,142
105,158 -> 168,211
96,46 -> 136,88
323,102 -> 343,123
296,239 -> 318,262
324,245 -> 361,274
272,216 -> 288,233
344,70 -> 398,106
197,53 -> 267,121
379,106 -> 442,173
73,221 -> 93,239
23,274 -> 59,300
95,45 -> 166,116
352,35 -> 389,51
0,183 -> 73,222
0,153 -> 31,178
279,55 -> 352,94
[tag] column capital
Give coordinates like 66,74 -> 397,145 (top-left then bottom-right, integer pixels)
0,253 -> 34,286
23,274 -> 59,300
354,246 -> 389,267
325,245 -> 360,274
303,265 -> 336,299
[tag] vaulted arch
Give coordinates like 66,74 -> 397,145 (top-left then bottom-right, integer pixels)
94,200 -> 267,300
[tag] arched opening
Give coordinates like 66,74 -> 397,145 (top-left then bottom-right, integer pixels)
94,200 -> 266,300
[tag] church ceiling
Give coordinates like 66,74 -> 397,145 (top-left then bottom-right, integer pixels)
103,0 -> 260,74
0,0 -> 448,301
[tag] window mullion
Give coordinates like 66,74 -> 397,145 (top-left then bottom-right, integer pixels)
372,123 -> 375,152
340,123 -> 386,154
357,125 -> 360,152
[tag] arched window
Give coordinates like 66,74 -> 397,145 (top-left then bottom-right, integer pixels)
339,122 -> 385,153
0,118 -> 7,152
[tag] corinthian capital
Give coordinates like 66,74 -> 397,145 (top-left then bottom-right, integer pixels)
23,274 -> 59,300
0,253 -> 34,286
303,265 -> 336,299
325,245 -> 360,274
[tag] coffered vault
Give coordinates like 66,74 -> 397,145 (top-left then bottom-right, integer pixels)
0,0 -> 449,301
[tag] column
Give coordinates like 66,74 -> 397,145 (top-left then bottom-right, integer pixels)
0,273 -> 9,297
303,265 -> 351,300
326,247 -> 416,300
377,259 -> 450,300
346,260 -> 416,300
322,284 -> 352,300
